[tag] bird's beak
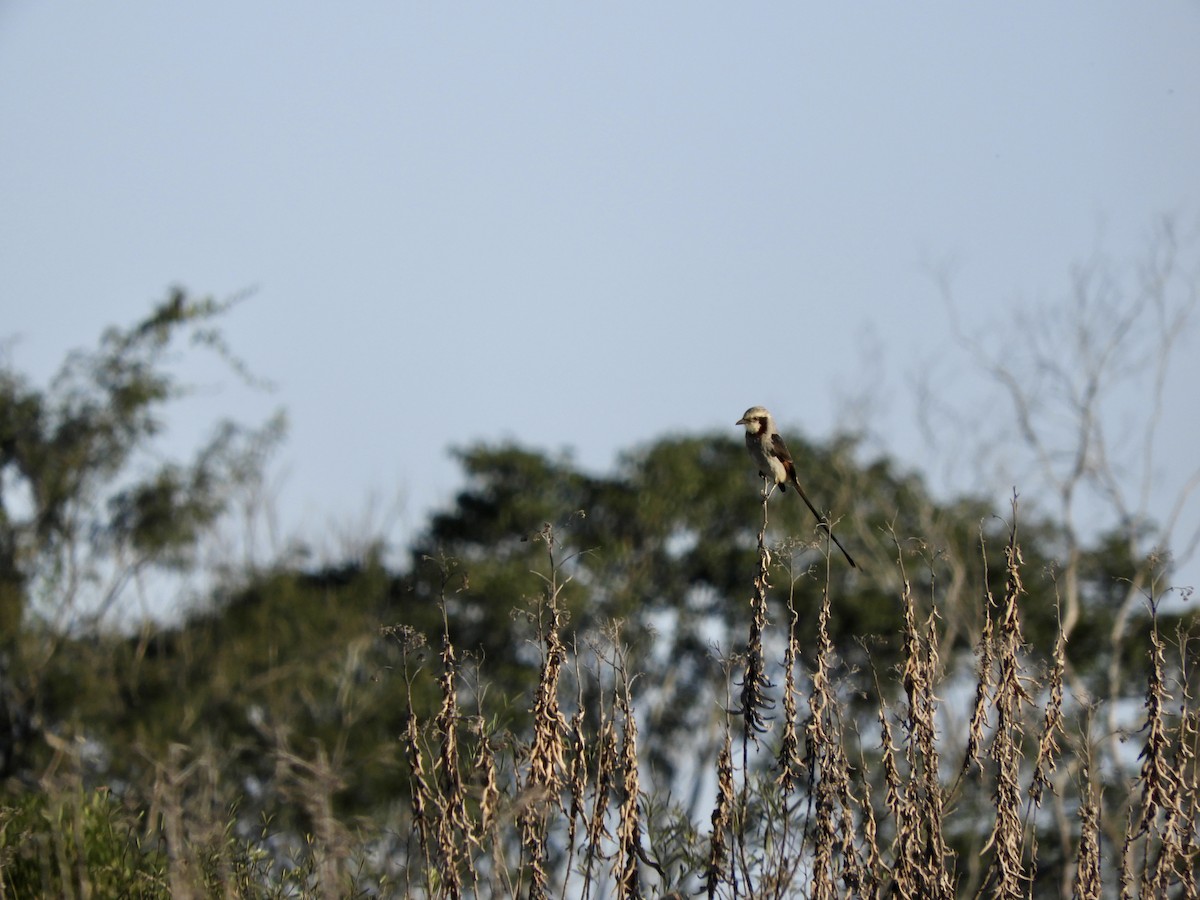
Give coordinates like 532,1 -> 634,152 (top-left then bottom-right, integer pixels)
735,417 -> 746,426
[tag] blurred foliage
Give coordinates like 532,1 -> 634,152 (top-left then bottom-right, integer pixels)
0,784 -> 372,899
0,289 -> 282,778
0,786 -> 169,897
2,288 -> 1194,896
42,433 -> 1181,826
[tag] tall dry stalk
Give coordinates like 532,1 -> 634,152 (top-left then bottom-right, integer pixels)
803,551 -> 841,900
962,524 -> 997,778
565,658 -> 589,874
582,705 -> 620,899
383,489 -> 1200,899
979,498 -> 1032,899
775,556 -> 803,794
705,728 -> 735,899
434,613 -> 468,899
1026,583 -> 1067,894
1073,751 -> 1103,900
613,646 -> 644,899
394,558 -> 474,900
741,481 -> 775,742
705,653 -> 738,900
884,527 -> 953,900
520,524 -> 571,899
1130,595 -> 1200,897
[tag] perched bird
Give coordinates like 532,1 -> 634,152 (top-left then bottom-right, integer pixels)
736,406 -> 857,568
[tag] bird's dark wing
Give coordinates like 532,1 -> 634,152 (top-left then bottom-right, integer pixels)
770,431 -> 798,488
769,431 -> 794,465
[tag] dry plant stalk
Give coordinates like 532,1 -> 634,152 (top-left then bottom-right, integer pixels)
810,700 -> 867,900
917,599 -> 953,899
805,561 -> 861,900
565,700 -> 588,862
878,698 -> 921,900
981,499 -> 1031,899
776,564 -> 803,793
146,743 -> 201,900
803,562 -> 835,768
384,484 -> 1200,899
402,708 -> 435,879
1134,602 -> 1200,896
520,525 -> 571,899
962,525 -> 997,777
1026,615 -> 1066,893
434,628 -> 467,900
614,657 -> 644,898
705,728 -> 735,899
1119,807 -> 1137,900
394,563 -> 481,899
1030,591 -> 1066,808
273,742 -> 351,900
858,759 -> 884,895
741,483 -> 775,741
583,713 -> 620,897
1163,635 -> 1200,900
885,530 -> 952,900
471,717 -> 500,847
1073,757 -> 1103,900
1134,598 -> 1174,847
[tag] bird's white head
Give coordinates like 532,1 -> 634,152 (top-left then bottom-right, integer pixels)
736,406 -> 774,435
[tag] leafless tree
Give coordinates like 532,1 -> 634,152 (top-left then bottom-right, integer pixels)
928,215 -> 1200,844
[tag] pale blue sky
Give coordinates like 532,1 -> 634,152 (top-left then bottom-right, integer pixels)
2,4 -> 1198,587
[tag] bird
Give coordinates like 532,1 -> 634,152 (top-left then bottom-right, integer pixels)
736,406 -> 857,568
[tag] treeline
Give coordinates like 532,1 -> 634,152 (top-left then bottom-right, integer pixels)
1,250 -> 1197,897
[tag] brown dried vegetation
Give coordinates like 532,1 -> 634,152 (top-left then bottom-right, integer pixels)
392,496 -> 1199,899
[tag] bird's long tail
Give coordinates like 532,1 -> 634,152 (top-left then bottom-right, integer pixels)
790,478 -> 857,568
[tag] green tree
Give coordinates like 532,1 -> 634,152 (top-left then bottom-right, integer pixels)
0,289 -> 279,777
6,254 -> 1190,893
45,431 -> 1183,840
405,437 -> 1045,783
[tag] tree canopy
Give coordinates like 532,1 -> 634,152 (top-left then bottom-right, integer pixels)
2,267 -> 1196,897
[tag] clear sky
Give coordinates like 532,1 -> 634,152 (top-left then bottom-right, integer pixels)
2,4 -> 1198,590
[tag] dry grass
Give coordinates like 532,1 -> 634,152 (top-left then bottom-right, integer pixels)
388,500 -> 1198,898
6,502 -> 1198,899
